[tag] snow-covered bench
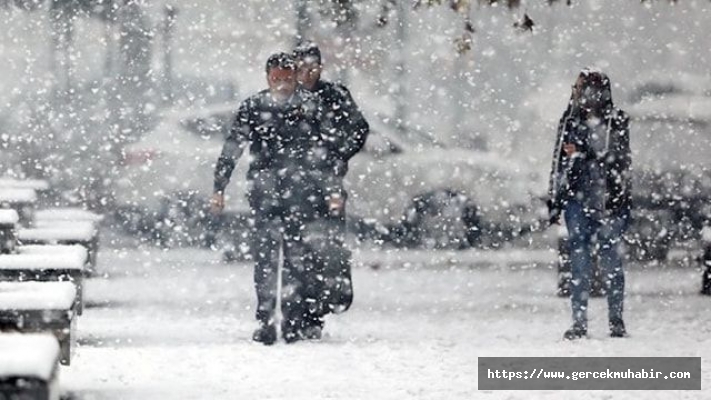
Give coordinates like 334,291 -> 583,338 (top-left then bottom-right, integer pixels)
0,188 -> 37,225
0,249 -> 87,315
0,333 -> 60,400
0,209 -> 19,254
0,178 -> 50,192
0,282 -> 77,365
35,207 -> 103,226
18,221 -> 100,275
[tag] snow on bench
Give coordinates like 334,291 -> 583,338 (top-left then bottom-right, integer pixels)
0,188 -> 37,206
0,178 -> 50,192
0,282 -> 77,365
35,208 -> 103,224
0,210 -> 19,254
0,250 -> 87,315
0,333 -> 60,400
0,209 -> 19,226
18,221 -> 96,243
17,245 -> 89,265
18,221 -> 100,275
0,188 -> 37,225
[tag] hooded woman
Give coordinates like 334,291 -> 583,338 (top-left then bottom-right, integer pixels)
548,69 -> 632,340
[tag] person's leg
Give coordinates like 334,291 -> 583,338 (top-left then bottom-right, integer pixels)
317,184 -> 353,316
318,211 -> 353,315
280,210 -> 315,342
598,212 -> 629,334
702,244 -> 711,295
251,210 -> 281,327
564,200 -> 596,335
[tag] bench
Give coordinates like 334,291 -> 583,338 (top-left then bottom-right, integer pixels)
35,207 -> 103,226
0,282 -> 77,365
0,209 -> 19,254
0,333 -> 60,400
18,221 -> 99,276
0,188 -> 37,226
0,178 -> 50,192
0,249 -> 87,315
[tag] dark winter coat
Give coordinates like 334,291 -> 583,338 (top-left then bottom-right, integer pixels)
213,88 -> 322,194
548,82 -> 632,220
308,80 -> 370,177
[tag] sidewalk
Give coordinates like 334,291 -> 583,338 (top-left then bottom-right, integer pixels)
61,245 -> 711,399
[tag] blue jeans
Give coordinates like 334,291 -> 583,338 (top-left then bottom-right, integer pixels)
564,200 -> 629,327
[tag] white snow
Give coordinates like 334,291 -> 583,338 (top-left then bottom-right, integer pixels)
59,246 -> 711,399
18,222 -> 97,243
0,252 -> 85,271
0,333 -> 60,382
353,247 -> 557,269
0,281 -> 76,311
35,208 -> 104,223
627,95 -> 711,123
0,178 -> 50,191
0,209 -> 19,226
0,188 -> 37,204
17,245 -> 89,265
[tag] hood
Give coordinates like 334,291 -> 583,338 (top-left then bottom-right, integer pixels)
563,68 -> 616,120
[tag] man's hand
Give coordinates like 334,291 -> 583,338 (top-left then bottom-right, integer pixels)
210,192 -> 225,215
563,143 -> 577,156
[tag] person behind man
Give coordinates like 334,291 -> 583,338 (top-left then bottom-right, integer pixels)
210,52 -> 325,345
293,42 -> 370,178
548,68 -> 632,340
291,42 -> 370,330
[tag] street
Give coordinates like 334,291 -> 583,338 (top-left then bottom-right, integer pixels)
60,235 -> 711,399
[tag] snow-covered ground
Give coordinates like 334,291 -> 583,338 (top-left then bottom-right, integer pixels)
60,234 -> 711,399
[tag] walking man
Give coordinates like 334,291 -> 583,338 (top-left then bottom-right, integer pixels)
211,52 -> 324,345
291,42 -> 370,329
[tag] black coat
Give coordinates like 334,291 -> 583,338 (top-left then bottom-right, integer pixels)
213,88 -> 321,194
309,80 -> 370,177
548,99 -> 632,219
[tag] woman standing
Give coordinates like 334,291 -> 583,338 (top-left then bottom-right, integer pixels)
548,69 -> 632,340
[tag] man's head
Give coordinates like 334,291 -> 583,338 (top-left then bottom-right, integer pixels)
265,52 -> 297,103
572,69 -> 612,114
293,41 -> 323,91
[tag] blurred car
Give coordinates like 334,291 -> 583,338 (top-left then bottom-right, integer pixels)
624,75 -> 711,260
345,116 -> 545,249
113,102 -> 248,246
114,105 -> 546,249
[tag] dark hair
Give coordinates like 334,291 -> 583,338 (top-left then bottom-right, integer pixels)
265,52 -> 296,73
293,41 -> 322,65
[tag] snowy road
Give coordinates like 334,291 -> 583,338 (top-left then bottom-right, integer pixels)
61,242 -> 711,399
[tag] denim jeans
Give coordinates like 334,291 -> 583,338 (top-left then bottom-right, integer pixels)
564,200 -> 629,327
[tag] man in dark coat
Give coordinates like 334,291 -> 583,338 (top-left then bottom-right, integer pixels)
210,52 -> 325,345
293,42 -> 370,178
291,42 -> 370,332
548,68 -> 632,340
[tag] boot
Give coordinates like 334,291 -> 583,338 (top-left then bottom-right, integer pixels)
563,323 -> 587,340
609,318 -> 627,338
252,322 -> 277,345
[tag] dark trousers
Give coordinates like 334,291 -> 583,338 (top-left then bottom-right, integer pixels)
250,169 -> 353,329
248,169 -> 321,331
564,200 -> 629,327
251,207 -> 323,330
